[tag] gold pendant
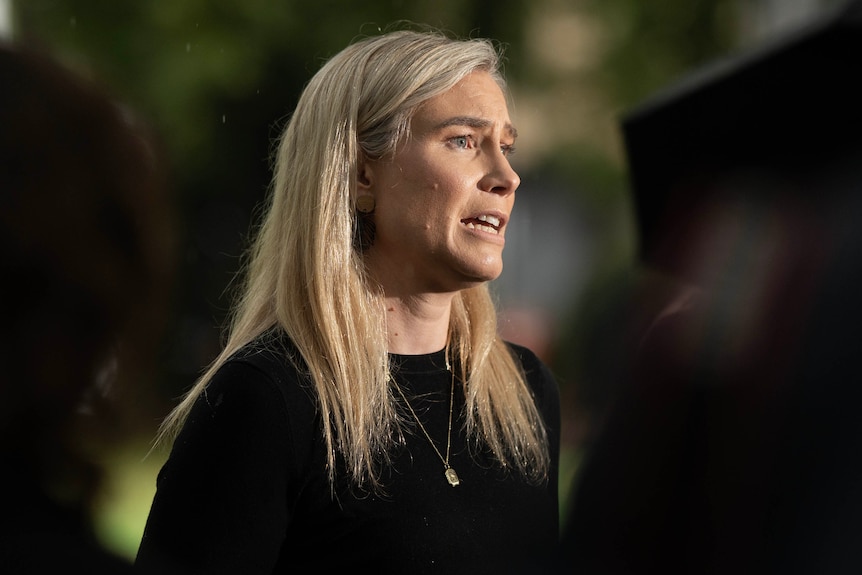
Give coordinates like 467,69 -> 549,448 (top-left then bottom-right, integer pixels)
445,467 -> 460,487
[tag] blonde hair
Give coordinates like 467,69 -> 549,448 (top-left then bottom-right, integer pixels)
158,28 -> 549,490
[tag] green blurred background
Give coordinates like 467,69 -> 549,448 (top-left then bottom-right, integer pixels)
3,0 -> 841,560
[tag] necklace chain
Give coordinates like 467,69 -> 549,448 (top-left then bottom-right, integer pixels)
393,362 -> 460,487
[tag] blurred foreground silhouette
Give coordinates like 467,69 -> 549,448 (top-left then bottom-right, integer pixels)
561,2 -> 862,573
0,43 -> 174,573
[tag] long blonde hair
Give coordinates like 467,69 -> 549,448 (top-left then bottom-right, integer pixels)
159,28 -> 549,490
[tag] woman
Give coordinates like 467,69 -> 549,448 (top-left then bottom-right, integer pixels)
136,28 -> 560,574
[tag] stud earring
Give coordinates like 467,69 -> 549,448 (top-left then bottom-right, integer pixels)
356,195 -> 375,214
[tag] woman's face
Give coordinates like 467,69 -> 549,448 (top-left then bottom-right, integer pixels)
363,70 -> 520,296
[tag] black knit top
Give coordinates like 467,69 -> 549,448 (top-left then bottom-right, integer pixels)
136,330 -> 560,574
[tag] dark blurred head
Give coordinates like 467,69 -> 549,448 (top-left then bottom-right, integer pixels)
0,42 -> 174,501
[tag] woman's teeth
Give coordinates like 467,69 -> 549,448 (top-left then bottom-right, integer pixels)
463,214 -> 501,234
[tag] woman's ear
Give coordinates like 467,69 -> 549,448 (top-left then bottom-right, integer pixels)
357,161 -> 373,190
356,161 -> 376,214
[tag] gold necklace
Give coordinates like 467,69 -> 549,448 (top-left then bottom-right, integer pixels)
393,363 -> 460,487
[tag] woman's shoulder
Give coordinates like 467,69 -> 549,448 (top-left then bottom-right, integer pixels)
504,340 -> 559,407
207,327 -> 316,414
227,328 -> 304,377
504,341 -> 550,378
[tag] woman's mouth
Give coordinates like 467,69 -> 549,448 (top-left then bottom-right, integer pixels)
461,214 -> 502,234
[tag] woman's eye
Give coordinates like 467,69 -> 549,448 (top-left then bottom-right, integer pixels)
450,135 -> 472,149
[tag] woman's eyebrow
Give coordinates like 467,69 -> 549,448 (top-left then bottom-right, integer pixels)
433,115 -> 518,139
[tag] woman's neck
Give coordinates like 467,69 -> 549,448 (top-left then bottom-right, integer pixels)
383,292 -> 453,355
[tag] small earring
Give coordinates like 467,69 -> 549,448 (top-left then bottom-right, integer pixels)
356,195 -> 375,214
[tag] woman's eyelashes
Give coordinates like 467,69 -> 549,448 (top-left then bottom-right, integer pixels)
447,134 -> 517,156
449,134 -> 475,150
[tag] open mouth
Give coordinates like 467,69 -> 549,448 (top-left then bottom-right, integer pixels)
461,214 -> 502,234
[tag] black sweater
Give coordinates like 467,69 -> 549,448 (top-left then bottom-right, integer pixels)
136,332 -> 560,574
